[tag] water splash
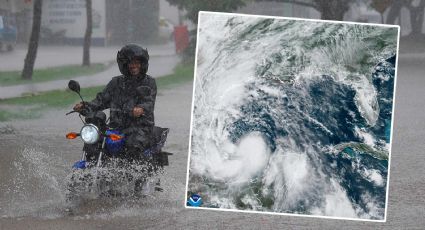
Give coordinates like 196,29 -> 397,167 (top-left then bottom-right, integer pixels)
1,147 -> 167,219
1,147 -> 67,218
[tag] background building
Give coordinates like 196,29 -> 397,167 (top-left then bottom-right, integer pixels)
0,0 -> 424,46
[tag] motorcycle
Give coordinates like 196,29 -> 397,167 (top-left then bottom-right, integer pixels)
65,80 -> 171,199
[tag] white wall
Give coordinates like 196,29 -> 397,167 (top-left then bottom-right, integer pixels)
41,0 -> 106,39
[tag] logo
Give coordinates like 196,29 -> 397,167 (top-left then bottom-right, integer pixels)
187,194 -> 202,207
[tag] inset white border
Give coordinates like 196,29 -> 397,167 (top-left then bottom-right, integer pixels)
184,11 -> 400,223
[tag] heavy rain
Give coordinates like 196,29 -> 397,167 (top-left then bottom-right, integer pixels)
0,0 -> 424,229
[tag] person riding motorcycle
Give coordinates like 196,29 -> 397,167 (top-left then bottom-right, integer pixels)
73,44 -> 157,160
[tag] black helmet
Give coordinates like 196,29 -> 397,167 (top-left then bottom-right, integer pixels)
117,44 -> 149,76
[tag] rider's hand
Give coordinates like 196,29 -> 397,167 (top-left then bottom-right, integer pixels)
73,102 -> 84,112
132,106 -> 144,117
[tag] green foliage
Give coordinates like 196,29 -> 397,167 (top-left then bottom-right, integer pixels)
370,0 -> 392,14
166,0 -> 249,24
156,63 -> 194,88
259,0 -> 352,20
0,63 -> 109,86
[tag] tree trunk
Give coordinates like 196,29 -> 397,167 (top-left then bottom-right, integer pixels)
385,0 -> 404,24
21,0 -> 43,80
408,0 -> 425,37
314,0 -> 349,21
83,0 -> 92,66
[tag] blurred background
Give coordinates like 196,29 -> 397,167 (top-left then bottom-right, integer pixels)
0,0 -> 422,53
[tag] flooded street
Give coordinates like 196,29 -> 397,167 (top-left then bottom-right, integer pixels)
0,82 -> 192,229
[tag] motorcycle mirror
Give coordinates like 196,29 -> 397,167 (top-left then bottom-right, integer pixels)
136,86 -> 152,97
68,80 -> 86,104
68,80 -> 81,94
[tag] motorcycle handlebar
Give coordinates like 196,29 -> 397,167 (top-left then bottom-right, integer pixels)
66,110 -> 77,115
66,106 -> 91,116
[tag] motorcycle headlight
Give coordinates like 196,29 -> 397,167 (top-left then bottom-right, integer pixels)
80,124 -> 100,144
